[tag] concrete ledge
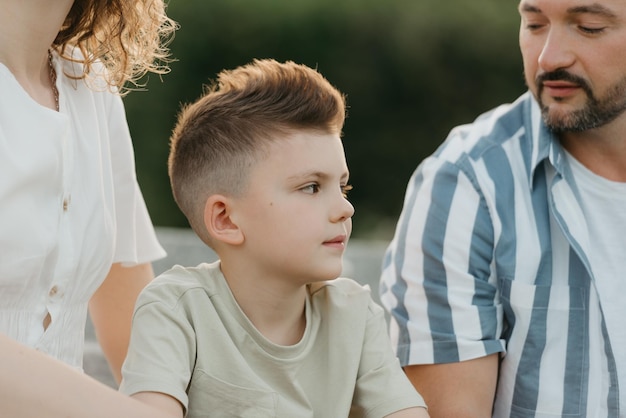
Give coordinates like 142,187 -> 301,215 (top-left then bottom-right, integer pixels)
85,227 -> 389,387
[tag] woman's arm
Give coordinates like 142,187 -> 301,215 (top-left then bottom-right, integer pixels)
89,262 -> 155,384
0,332 -> 177,418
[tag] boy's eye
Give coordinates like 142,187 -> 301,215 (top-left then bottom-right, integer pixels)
525,24 -> 543,31
301,183 -> 320,194
341,184 -> 353,198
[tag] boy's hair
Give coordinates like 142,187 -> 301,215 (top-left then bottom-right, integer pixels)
168,58 -> 347,245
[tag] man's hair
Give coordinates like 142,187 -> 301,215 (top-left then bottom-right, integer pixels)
168,58 -> 347,244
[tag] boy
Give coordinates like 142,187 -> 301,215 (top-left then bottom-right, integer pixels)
119,59 -> 428,418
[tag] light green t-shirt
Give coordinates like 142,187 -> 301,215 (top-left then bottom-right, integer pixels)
120,261 -> 425,417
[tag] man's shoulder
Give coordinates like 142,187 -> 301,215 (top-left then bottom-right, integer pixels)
436,92 -> 536,161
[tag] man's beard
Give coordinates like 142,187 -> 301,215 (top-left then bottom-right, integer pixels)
534,69 -> 626,134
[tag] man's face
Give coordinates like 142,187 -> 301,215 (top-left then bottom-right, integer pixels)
519,0 -> 626,133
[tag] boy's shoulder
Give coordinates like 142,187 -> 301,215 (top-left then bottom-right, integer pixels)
309,277 -> 382,317
137,261 -> 222,307
309,277 -> 370,297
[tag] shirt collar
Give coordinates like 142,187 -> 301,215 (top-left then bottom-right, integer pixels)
524,92 -> 569,189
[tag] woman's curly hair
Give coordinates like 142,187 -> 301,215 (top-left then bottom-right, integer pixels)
53,0 -> 178,95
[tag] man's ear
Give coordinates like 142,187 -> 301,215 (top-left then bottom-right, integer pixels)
203,195 -> 244,245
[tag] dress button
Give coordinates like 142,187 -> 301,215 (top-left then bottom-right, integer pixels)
49,286 -> 58,297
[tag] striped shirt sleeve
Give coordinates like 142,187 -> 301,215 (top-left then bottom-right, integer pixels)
380,147 -> 505,366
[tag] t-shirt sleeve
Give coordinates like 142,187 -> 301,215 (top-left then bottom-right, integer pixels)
353,299 -> 427,417
119,282 -> 195,412
107,93 -> 166,265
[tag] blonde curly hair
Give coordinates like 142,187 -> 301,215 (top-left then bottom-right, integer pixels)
53,0 -> 178,95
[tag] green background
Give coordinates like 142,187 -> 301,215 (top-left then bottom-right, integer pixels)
124,0 -> 526,239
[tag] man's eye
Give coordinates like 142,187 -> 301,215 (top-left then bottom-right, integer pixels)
341,184 -> 353,198
302,184 -> 320,194
579,26 -> 606,34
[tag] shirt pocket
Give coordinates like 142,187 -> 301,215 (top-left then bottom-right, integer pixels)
499,278 -> 587,417
187,369 -> 278,418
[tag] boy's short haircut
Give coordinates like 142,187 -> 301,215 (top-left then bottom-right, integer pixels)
168,58 -> 347,245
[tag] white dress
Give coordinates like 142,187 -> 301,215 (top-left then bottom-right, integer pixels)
0,51 -> 166,369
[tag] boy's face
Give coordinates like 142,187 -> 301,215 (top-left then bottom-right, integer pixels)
231,130 -> 354,286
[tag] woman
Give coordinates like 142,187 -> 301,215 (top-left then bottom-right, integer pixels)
0,0 -> 178,416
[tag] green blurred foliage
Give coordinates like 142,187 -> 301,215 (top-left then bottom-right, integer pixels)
124,0 -> 525,239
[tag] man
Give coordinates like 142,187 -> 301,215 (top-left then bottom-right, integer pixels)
380,0 -> 626,416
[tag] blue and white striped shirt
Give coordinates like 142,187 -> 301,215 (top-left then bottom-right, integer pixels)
380,92 -> 620,417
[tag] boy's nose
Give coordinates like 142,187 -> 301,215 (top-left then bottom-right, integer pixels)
336,196 -> 355,222
330,186 -> 355,223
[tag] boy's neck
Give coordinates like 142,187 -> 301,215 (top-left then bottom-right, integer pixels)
220,261 -> 308,346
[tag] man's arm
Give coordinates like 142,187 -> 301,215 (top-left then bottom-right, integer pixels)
89,262 -> 155,383
404,354 -> 499,418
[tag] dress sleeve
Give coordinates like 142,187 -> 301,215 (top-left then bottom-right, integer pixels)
379,153 -> 505,367
107,93 -> 166,265
352,299 -> 427,417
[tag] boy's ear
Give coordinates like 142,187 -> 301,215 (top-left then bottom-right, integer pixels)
203,195 -> 244,245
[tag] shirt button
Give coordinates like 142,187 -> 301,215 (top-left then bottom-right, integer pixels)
49,286 -> 58,297
62,199 -> 69,211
